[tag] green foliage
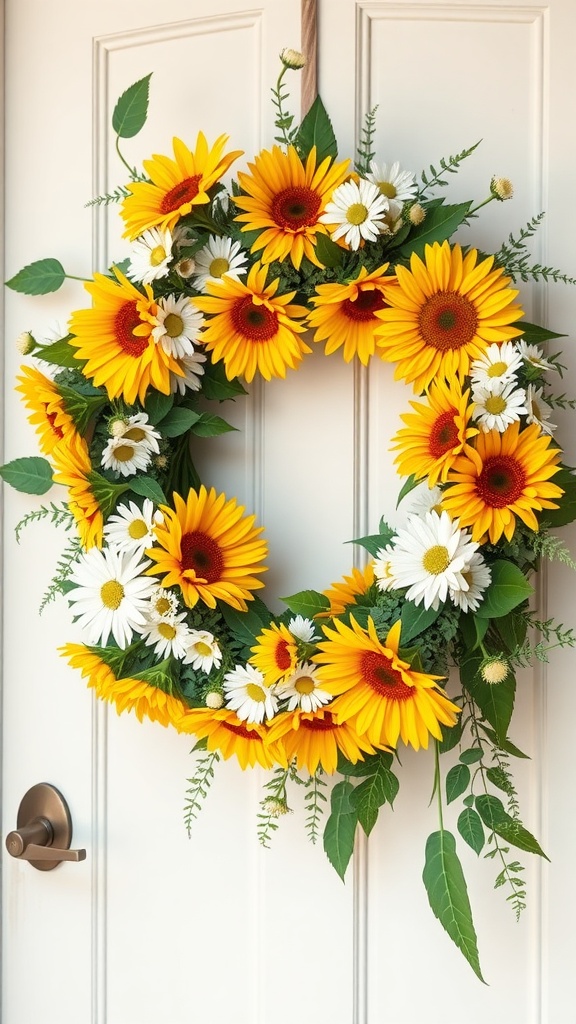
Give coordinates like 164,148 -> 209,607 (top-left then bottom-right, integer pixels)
422,830 -> 485,983
457,809 -> 485,855
144,389 -> 175,425
475,794 -> 549,861
40,535 -> 83,613
0,456 -> 53,495
494,215 -> 576,284
460,654 -> 516,743
280,589 -> 330,618
446,763 -> 471,804
6,258 -> 66,295
112,74 -> 152,139
129,475 -> 167,505
396,203 -> 473,260
257,766 -> 292,847
304,771 -> 327,845
419,142 -> 482,192
323,780 -> 358,880
295,96 -> 338,164
183,750 -> 220,835
85,185 -> 130,208
156,407 -> 201,438
351,516 -> 395,557
14,501 -> 74,543
539,468 -> 576,528
191,413 -> 237,437
355,106 -> 378,176
476,560 -> 533,618
400,601 -> 440,644
36,335 -> 84,370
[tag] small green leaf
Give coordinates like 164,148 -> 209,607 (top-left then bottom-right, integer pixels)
475,794 -> 549,860
349,521 -> 395,557
323,780 -> 358,880
518,321 -> 566,344
280,589 -> 330,618
220,603 -> 268,649
6,258 -> 66,295
422,830 -> 485,982
296,96 -> 338,163
191,413 -> 237,437
446,763 -> 471,804
314,231 -> 344,269
112,74 -> 152,139
156,407 -> 201,438
144,390 -> 174,426
479,725 -> 530,759
396,473 -> 420,508
400,601 -> 440,644
438,718 -> 463,754
336,750 -> 393,777
476,560 -> 532,618
486,766 -> 513,795
458,612 -> 488,651
0,456 -> 53,494
539,467 -> 576,528
397,203 -> 473,260
459,747 -> 484,765
457,808 -> 485,855
201,361 -> 247,401
129,476 -> 167,505
350,772 -> 387,836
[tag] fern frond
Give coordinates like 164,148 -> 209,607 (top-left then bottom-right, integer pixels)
15,502 -> 74,544
303,770 -> 327,844
355,106 -> 378,176
420,141 -> 481,193
183,750 -> 220,835
85,185 -> 130,208
39,535 -> 83,613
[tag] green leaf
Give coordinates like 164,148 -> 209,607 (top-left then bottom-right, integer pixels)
201,361 -> 247,401
494,610 -> 528,653
517,321 -> 566,345
539,467 -> 576,528
191,413 -> 237,437
220,602 -> 267,649
144,390 -> 174,426
479,725 -> 530,759
459,747 -> 484,765
486,766 -> 513,795
0,456 -> 53,494
56,383 -> 107,433
156,407 -> 201,438
280,589 -> 330,618
446,763 -> 471,804
336,750 -> 393,777
400,601 -> 440,644
6,258 -> 66,295
129,476 -> 167,505
458,612 -> 488,651
112,74 -> 152,139
460,653 -> 516,744
438,718 -> 463,754
476,560 -> 532,618
422,830 -> 485,982
475,794 -> 549,860
314,231 -> 344,269
296,96 -> 338,164
396,473 -> 420,508
457,808 -> 485,855
323,780 -> 358,880
37,335 -> 85,369
397,203 -> 473,260
350,772 -> 388,836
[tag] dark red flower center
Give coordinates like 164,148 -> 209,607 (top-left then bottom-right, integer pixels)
275,639 -> 292,671
231,297 -> 279,341
160,175 -> 202,214
271,186 -> 321,230
419,291 -> 478,351
429,410 -> 459,458
477,454 -> 526,508
222,721 -> 261,739
361,651 -> 414,701
342,289 -> 385,322
301,712 -> 337,731
180,530 -> 224,583
46,410 -> 64,440
114,301 -> 149,357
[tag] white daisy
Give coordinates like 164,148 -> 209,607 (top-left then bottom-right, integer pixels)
127,227 -> 173,285
142,611 -> 191,660
319,178 -> 388,249
170,349 -> 207,395
146,585 -> 180,622
151,294 -> 204,358
450,551 -> 492,613
276,662 -> 332,713
223,664 -> 278,724
471,379 -> 527,433
109,411 -> 161,453
526,384 -> 557,436
373,545 -> 396,592
67,547 -> 157,649
405,484 -> 445,518
470,341 -> 523,388
288,615 -> 319,644
517,340 -> 556,373
388,510 -> 479,611
365,159 -> 418,207
103,499 -> 162,556
100,436 -> 152,477
183,630 -> 222,672
193,235 -> 249,292
175,257 -> 196,279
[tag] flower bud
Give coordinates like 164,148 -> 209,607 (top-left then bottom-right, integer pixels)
205,690 -> 224,710
280,48 -> 306,70
408,203 -> 426,226
490,176 -> 514,201
480,656 -> 510,685
16,331 -> 37,355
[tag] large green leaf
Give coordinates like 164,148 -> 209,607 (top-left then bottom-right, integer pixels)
400,601 -> 440,644
37,335 -> 84,369
280,589 -> 330,618
0,456 -> 53,494
336,750 -> 393,778
220,603 -> 267,649
517,321 -> 566,345
476,560 -> 532,618
156,407 -> 201,438
461,653 -> 516,744
323,781 -> 358,880
112,74 -> 152,139
314,231 -> 344,269
350,771 -> 388,836
296,95 -> 338,163
201,361 -> 247,401
191,413 -> 237,437
144,390 -> 174,426
396,203 -> 473,260
446,763 -> 470,804
6,258 -> 66,295
422,830 -> 485,982
538,467 -> 576,528
475,795 -> 549,860
457,808 -> 485,856
129,476 -> 167,506
479,725 -> 530,759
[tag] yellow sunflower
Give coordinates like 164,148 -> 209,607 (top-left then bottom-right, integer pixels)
307,264 -> 395,364
442,420 -> 564,543
319,561 -> 376,618
51,434 -> 103,549
120,133 -> 243,240
178,707 -> 282,770
61,644 -> 188,729
146,485 -> 268,611
314,616 -> 459,751
265,707 -> 377,775
391,377 -> 478,487
16,365 -> 78,456
194,261 -> 309,382
233,144 -> 350,269
68,266 -> 181,405
375,241 -> 524,391
249,621 -> 298,684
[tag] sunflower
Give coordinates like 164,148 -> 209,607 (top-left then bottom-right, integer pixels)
61,644 -> 188,729
249,621 -> 298,684
265,707 -> 377,775
16,365 -> 78,456
146,485 -> 268,611
120,133 -> 242,240
194,261 -> 309,381
319,562 -> 375,618
391,377 -> 478,487
177,706 -> 282,770
51,434 -> 104,549
233,144 -> 350,269
307,264 -> 394,364
375,242 -> 524,392
442,421 -> 564,543
314,616 -> 459,751
68,266 -> 181,405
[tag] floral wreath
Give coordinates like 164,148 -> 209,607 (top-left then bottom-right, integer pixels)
4,51 -> 576,982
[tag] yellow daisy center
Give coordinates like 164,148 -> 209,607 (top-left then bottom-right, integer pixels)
113,443 -> 137,463
487,360 -> 508,378
378,181 -> 397,199
100,580 -> 124,609
485,395 -> 507,415
155,596 -> 172,616
150,245 -> 167,266
194,641 -> 213,657
419,291 -> 478,351
295,676 -> 315,695
246,682 -> 267,703
346,202 -> 368,226
158,622 -> 177,640
128,518 -> 148,540
422,545 -> 450,575
209,257 -> 230,278
164,313 -> 184,338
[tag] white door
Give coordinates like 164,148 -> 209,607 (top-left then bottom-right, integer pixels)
3,2 -> 576,1022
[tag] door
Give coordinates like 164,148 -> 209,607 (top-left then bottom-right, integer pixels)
3,2 -> 576,1022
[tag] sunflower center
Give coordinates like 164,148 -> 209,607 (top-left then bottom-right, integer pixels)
163,312 -> 184,338
346,203 -> 368,226
484,395 -> 507,415
232,297 -> 279,341
180,530 -> 224,583
150,244 -> 167,267
47,411 -> 64,440
275,639 -> 292,671
477,454 -> 526,508
301,712 -> 337,731
361,651 -> 413,701
271,186 -> 321,230
209,257 -> 230,278
422,544 -> 451,575
487,360 -> 508,378
295,676 -> 315,695
100,580 -> 124,610
158,622 -> 177,640
419,291 -> 478,351
378,181 -> 397,199
343,289 -> 385,322
194,641 -> 213,657
114,301 -> 149,357
222,720 -> 260,738
246,682 -> 267,703
155,596 -> 172,616
160,175 -> 202,214
113,443 -> 137,463
128,518 -> 148,540
429,410 -> 459,457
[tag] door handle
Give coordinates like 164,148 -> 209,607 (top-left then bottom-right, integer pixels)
5,782 -> 86,871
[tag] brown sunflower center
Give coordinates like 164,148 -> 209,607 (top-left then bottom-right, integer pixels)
361,651 -> 414,701
47,410 -> 64,440
419,291 -> 478,352
160,175 -> 202,214
301,712 -> 337,731
231,297 -> 279,341
271,186 -> 321,230
343,289 -> 385,322
114,301 -> 149,357
275,639 -> 292,671
180,530 -> 224,583
477,454 -> 526,509
429,410 -> 459,457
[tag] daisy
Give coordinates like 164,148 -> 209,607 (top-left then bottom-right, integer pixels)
109,412 -> 161,453
265,708 -> 375,775
146,585 -> 180,622
127,227 -> 174,285
151,294 -> 204,359
365,159 -> 418,208
142,611 -> 191,660
391,377 -> 478,487
67,546 -> 158,649
388,510 -> 480,611
375,242 -> 524,392
103,499 -> 162,555
275,662 -> 332,713
373,545 -> 396,592
223,664 -> 278,725
250,621 -> 298,685
288,615 -> 319,644
319,178 -> 388,250
471,379 -> 528,433
526,384 -> 557,435
177,706 -> 281,769
193,235 -> 249,291
183,630 -> 222,672
170,349 -> 207,395
470,341 -> 523,388
405,484 -> 445,518
517,340 -> 555,373
450,551 -> 492,612
100,435 -> 152,477
307,264 -> 394,364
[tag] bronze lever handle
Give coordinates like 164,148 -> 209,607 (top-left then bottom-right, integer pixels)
5,783 -> 87,870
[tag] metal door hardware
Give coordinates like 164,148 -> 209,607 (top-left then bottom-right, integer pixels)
5,782 -> 86,871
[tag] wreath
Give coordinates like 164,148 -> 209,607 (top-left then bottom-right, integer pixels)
4,51 -> 576,982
